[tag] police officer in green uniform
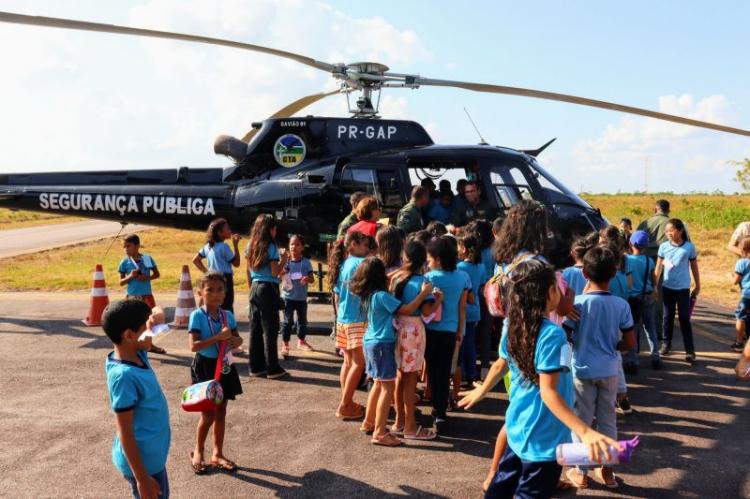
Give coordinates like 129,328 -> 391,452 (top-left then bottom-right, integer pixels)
397,186 -> 429,234
449,180 -> 498,227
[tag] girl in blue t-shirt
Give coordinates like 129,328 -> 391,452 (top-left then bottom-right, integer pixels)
424,235 -> 469,430
389,239 -> 443,440
245,214 -> 289,379
187,272 -> 243,475
654,218 -> 700,362
192,218 -> 241,313
328,231 -> 371,420
466,219 -> 496,381
349,257 -> 433,446
477,259 -> 620,498
456,233 -> 484,390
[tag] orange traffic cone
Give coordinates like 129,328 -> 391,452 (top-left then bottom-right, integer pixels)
82,264 -> 110,326
171,265 -> 197,328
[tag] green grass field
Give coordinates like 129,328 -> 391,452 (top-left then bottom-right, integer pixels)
0,195 -> 747,308
0,208 -> 82,229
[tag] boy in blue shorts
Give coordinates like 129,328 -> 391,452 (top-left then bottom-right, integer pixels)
103,300 -> 171,499
564,246 -> 635,489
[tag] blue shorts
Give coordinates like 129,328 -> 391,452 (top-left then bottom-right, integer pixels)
124,468 -> 169,499
736,297 -> 750,322
364,341 -> 397,381
485,447 -> 561,499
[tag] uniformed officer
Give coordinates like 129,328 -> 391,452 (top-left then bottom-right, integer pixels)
397,186 -> 429,234
337,191 -> 367,238
449,180 -> 497,227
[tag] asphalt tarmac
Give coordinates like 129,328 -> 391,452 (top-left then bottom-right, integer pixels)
0,292 -> 748,498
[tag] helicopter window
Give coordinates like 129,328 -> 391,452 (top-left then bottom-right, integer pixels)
376,170 -> 405,209
490,166 -> 534,202
341,168 -> 377,194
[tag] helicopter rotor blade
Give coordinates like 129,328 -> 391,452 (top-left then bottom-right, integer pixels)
241,89 -> 341,143
413,77 -> 750,138
0,11 -> 337,73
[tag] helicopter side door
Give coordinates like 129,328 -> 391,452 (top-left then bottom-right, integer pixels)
338,162 -> 408,222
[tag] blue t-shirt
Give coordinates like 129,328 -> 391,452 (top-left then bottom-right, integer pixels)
562,265 -> 586,296
425,269 -> 471,333
427,200 -> 451,224
118,254 -> 157,296
563,291 -> 634,379
735,258 -> 750,298
625,254 -> 654,296
398,274 -> 434,317
609,270 -> 630,300
248,243 -> 280,284
364,290 -> 402,344
187,308 -> 238,358
105,350 -> 171,478
658,240 -> 697,290
282,258 -> 314,301
500,319 -> 575,461
481,247 -> 494,284
457,261 -> 483,323
199,241 -> 235,275
335,256 -> 366,324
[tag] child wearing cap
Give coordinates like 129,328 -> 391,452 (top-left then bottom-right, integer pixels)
624,230 -> 661,370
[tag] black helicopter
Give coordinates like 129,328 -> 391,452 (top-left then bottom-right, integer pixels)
1,12 -> 749,264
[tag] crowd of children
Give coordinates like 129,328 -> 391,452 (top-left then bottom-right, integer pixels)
105,189 -> 718,498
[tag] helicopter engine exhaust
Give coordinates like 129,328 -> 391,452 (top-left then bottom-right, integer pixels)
213,135 -> 249,161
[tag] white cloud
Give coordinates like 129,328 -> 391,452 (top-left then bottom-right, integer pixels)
570,94 -> 749,192
0,0 -> 428,172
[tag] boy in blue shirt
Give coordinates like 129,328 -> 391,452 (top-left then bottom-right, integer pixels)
732,237 -> 750,351
563,246 -> 635,489
118,234 -> 160,311
624,230 -> 661,370
103,300 -> 171,499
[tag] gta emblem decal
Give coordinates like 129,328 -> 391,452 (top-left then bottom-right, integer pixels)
273,134 -> 306,167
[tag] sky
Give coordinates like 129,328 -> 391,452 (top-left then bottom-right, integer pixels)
0,0 -> 748,193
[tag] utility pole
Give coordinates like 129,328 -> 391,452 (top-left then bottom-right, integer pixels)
644,157 -> 649,193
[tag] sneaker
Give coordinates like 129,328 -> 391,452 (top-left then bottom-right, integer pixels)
651,358 -> 662,370
267,368 -> 290,379
731,341 -> 744,352
297,340 -> 314,352
617,397 -> 633,415
659,343 -> 671,356
685,353 -> 696,364
249,370 -> 267,378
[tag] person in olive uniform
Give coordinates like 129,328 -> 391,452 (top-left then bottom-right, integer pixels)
337,191 -> 367,239
397,186 -> 429,234
449,180 -> 497,227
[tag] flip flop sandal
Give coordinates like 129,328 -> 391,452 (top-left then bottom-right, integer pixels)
359,422 -> 375,434
371,433 -> 403,447
190,452 -> 207,475
403,426 -> 437,441
336,406 -> 365,420
150,346 -> 167,355
390,426 -> 405,436
594,467 -> 618,488
556,479 -> 576,491
210,458 -> 237,473
565,468 -> 589,489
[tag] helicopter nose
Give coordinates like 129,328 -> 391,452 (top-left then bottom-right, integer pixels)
214,135 -> 249,160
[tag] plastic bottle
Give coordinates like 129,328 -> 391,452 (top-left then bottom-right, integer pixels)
556,436 -> 640,467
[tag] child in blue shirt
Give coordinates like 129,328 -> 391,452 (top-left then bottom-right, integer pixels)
562,233 -> 599,296
624,230 -> 661,369
118,233 -> 160,311
732,237 -> 750,351
425,235 -> 470,430
193,218 -> 241,313
475,259 -> 620,499
349,257 -> 433,446
103,299 -> 171,499
188,272 -> 243,475
280,234 -> 315,357
653,218 -> 700,362
246,214 -> 289,379
328,231 -> 371,420
456,233 -> 485,388
563,246 -> 635,489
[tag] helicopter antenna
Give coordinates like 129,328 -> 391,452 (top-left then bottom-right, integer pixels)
463,107 -> 488,145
